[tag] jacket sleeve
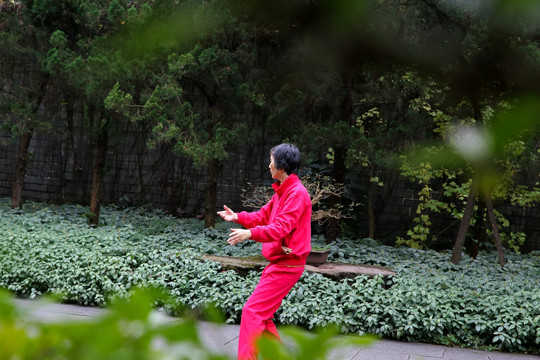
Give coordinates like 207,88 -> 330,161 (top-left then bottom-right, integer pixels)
249,192 -> 308,243
236,195 -> 275,228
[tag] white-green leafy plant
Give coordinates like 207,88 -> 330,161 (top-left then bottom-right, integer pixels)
0,199 -> 538,354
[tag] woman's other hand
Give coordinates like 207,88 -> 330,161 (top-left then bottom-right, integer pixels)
227,228 -> 251,245
217,205 -> 238,222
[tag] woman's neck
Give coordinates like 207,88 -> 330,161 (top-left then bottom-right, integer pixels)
278,172 -> 289,184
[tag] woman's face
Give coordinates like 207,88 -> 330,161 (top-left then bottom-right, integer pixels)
269,155 -> 284,180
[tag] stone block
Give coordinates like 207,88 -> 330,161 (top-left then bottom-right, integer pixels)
382,205 -> 410,216
24,190 -> 47,201
47,185 -> 62,193
402,199 -> 419,208
24,183 -> 46,193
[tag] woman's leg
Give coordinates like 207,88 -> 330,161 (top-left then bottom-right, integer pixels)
263,319 -> 280,339
237,265 -> 303,360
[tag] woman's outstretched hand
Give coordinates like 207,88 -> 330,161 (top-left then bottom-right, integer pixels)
217,205 -> 237,222
218,205 -> 249,245
227,228 -> 251,245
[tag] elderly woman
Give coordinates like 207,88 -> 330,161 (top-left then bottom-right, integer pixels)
218,143 -> 312,360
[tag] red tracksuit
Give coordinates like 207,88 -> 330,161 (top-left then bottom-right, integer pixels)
235,173 -> 312,360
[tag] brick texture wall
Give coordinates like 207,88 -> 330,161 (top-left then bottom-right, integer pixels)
1,123 -> 539,252
360,170 -> 540,253
0,122 -> 270,217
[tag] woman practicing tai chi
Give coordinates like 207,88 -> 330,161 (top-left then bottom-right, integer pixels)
217,143 -> 312,360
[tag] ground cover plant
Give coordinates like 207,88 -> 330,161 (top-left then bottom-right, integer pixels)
0,199 -> 539,354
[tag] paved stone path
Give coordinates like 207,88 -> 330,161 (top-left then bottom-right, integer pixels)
13,299 -> 540,360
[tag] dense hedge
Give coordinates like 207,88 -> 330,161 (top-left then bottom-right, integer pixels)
0,199 -> 539,354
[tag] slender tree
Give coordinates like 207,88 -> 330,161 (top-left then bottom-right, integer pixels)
0,1 -> 52,209
39,0 -> 143,225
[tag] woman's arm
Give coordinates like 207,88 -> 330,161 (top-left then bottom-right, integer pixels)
235,196 -> 275,228
250,191 -> 310,243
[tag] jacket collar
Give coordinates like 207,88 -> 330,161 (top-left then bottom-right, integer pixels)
272,173 -> 299,197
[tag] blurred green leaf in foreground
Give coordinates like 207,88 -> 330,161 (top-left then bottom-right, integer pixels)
404,95 -> 540,193
0,288 -> 375,360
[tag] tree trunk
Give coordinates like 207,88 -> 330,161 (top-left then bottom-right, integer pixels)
451,181 -> 477,265
89,123 -> 109,226
65,99 -> 79,174
204,157 -> 221,228
325,66 -> 354,244
325,146 -> 347,243
11,131 -> 33,209
11,73 -> 49,209
466,197 -> 486,259
367,165 -> 375,239
484,193 -> 506,267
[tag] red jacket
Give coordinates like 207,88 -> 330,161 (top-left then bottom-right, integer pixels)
236,174 -> 312,266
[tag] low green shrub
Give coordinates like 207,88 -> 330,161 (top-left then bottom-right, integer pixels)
0,199 -> 538,354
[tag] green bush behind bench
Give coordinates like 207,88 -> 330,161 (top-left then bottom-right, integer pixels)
0,199 -> 538,354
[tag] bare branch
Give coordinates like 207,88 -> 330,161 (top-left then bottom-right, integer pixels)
240,174 -> 353,224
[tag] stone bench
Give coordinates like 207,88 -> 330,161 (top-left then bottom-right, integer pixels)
203,255 -> 396,285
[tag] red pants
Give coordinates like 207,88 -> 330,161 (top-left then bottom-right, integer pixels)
238,264 -> 304,360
